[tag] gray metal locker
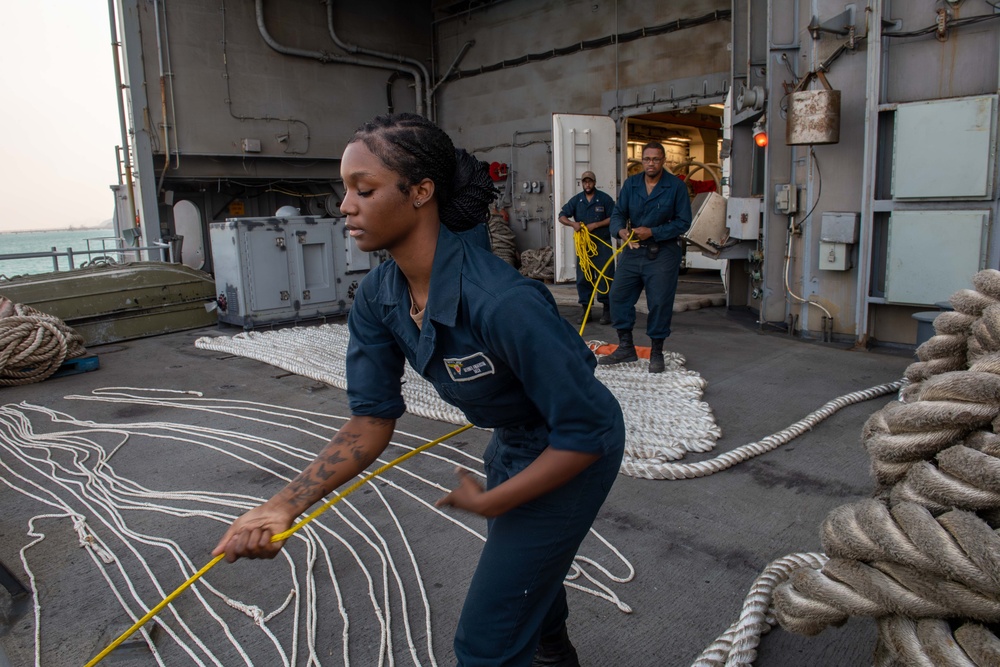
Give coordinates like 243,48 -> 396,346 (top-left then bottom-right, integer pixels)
209,216 -> 377,328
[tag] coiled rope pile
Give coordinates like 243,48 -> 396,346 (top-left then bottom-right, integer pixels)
518,247 -> 554,281
487,212 -> 518,267
194,324 -> 723,478
0,296 -> 86,386
695,269 -> 1000,667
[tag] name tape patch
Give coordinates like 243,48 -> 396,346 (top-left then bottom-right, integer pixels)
444,352 -> 495,382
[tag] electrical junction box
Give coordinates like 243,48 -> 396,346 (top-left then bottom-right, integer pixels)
774,184 -> 797,214
821,212 -> 860,244
819,242 -> 852,271
209,216 -> 380,329
726,197 -> 762,240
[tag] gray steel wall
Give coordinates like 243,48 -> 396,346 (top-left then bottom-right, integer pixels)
120,0 -> 999,346
434,0 -> 731,249
736,0 -> 1000,345
132,0 -> 430,174
124,0 -> 730,257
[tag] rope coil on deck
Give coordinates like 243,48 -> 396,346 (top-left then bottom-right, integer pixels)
195,325 -> 725,477
0,296 -> 86,386
762,269 -> 1000,666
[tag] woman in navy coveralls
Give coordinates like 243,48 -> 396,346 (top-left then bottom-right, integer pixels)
214,114 -> 626,667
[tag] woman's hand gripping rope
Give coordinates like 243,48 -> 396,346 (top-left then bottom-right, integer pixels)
83,423 -> 474,667
577,229 -> 635,336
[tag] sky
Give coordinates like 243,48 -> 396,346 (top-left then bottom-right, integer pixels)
0,2 -> 122,232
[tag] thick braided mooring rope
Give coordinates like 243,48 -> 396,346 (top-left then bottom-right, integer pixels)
0,296 -> 86,386
487,212 -> 518,267
760,269 -> 1000,666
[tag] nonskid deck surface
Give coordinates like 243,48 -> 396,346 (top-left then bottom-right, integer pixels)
0,274 -> 912,666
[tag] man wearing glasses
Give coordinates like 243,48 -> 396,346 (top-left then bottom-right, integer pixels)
598,142 -> 692,373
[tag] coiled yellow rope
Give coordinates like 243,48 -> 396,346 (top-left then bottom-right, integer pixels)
84,422 -> 474,667
576,229 -> 631,336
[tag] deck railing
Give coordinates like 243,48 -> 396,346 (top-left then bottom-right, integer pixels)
0,237 -> 176,274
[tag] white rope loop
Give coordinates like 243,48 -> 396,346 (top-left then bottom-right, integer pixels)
691,552 -> 828,667
2,389 -> 635,665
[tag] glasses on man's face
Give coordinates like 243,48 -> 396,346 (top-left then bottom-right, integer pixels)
642,156 -> 664,164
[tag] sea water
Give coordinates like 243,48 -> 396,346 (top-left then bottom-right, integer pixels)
0,229 -> 121,278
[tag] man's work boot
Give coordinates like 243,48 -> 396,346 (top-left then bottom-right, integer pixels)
531,625 -> 580,667
599,303 -> 611,325
575,307 -> 591,325
598,330 -> 638,365
649,338 -> 665,373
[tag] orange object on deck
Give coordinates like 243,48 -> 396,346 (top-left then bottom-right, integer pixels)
588,343 -> 651,360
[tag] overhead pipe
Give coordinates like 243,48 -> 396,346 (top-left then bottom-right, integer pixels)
107,0 -> 137,233
160,0 -> 180,170
153,0 -> 172,194
325,0 -> 432,119
429,40 -> 475,98
255,0 -> 424,116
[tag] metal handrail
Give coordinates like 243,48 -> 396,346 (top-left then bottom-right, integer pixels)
0,241 -> 174,273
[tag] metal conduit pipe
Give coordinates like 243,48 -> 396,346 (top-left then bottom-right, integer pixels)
783,218 -> 833,340
509,129 -> 553,238
255,0 -> 424,117
153,0 -> 170,194
325,0 -> 431,119
160,0 -> 180,170
428,40 -> 475,98
107,0 -> 137,233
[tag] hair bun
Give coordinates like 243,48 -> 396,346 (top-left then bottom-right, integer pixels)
441,149 -> 497,232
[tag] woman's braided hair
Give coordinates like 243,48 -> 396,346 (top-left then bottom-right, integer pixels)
348,113 -> 496,232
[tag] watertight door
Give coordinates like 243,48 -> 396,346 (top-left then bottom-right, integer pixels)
552,114 -> 617,284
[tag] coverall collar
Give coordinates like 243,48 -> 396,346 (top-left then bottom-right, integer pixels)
373,224 -> 463,375
425,224 -> 463,328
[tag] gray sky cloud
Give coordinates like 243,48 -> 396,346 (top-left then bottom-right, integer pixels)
0,1 -> 122,232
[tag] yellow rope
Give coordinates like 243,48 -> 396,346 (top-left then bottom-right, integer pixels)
577,230 -> 633,337
84,422 -> 475,667
573,227 -> 614,299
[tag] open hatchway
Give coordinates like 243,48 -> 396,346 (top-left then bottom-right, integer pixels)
623,106 -> 727,272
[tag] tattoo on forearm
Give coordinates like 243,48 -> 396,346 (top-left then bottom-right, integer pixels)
283,418 -> 391,508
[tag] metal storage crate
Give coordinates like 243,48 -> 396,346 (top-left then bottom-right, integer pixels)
209,216 -> 377,328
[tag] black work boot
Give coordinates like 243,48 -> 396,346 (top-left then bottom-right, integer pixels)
598,330 -> 638,365
531,625 -> 580,667
649,338 -> 665,373
575,307 -> 591,325
599,303 -> 611,325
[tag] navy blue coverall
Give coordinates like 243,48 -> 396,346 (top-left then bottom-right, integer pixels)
559,189 -> 616,307
345,224 -> 626,667
608,171 -> 693,340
